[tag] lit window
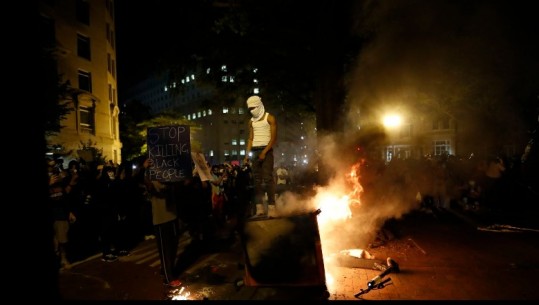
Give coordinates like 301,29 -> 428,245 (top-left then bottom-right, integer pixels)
253,79 -> 258,83
239,139 -> 245,145
208,109 -> 213,115
232,139 -> 237,145
164,86 -> 168,92
197,112 -> 201,118
221,65 -> 227,72
238,107 -> 245,115
210,150 -> 214,157
222,76 -> 228,82
191,74 -> 195,80
229,76 -> 235,83
203,110 -> 206,116
254,88 -> 259,94
79,106 -> 94,134
232,150 -> 238,156
222,107 -> 229,114
206,68 -> 211,74
240,149 -> 246,156
187,114 -> 191,120
434,140 -> 451,156
224,150 -> 230,156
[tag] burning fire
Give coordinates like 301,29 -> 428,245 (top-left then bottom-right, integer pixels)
170,161 -> 372,300
316,162 -> 363,225
170,287 -> 191,300
314,162 -> 370,294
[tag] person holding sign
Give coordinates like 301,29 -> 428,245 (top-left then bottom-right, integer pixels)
143,158 -> 182,287
243,95 -> 278,217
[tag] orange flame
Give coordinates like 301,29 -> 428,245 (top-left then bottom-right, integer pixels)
170,287 -> 191,300
315,162 -> 363,225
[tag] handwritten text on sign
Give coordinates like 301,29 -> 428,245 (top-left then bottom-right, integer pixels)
147,125 -> 192,182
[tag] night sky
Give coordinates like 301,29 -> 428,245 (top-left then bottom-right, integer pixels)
115,0 -> 538,122
115,0 -> 209,92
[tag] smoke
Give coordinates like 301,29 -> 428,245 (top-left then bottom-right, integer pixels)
244,2 -> 537,290
261,0 -> 539,257
344,0 -> 539,149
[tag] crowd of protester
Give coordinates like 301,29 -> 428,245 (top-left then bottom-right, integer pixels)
47,150 -> 537,273
361,152 -> 538,224
47,157 -> 155,268
47,156 -> 287,272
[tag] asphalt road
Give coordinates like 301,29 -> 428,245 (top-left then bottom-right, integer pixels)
57,207 -> 539,300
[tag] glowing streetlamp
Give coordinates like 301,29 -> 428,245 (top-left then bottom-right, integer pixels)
382,114 -> 402,161
382,114 -> 402,128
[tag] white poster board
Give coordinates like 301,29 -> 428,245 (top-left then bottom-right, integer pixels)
191,152 -> 212,181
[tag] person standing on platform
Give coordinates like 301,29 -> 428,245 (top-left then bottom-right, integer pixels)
243,95 -> 278,217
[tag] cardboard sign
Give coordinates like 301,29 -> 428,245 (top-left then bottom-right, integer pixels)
191,152 -> 212,182
147,125 -> 192,182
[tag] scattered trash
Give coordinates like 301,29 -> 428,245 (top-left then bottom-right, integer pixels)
331,249 -> 383,269
354,257 -> 400,298
340,249 -> 375,259
477,224 -> 539,233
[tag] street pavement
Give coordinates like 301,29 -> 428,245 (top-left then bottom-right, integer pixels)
58,206 -> 539,300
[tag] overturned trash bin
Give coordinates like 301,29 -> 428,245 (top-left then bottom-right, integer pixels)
241,209 -> 329,298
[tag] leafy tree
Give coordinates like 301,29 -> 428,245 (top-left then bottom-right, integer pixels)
161,0 -> 359,121
120,99 -> 153,161
41,49 -> 73,137
345,0 -> 539,157
140,0 -> 359,183
122,108 -> 202,160
79,139 -> 107,165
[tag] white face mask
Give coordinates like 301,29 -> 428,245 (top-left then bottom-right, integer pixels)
246,96 -> 265,121
249,104 -> 264,121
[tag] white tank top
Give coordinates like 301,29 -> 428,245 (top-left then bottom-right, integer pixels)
251,113 -> 271,147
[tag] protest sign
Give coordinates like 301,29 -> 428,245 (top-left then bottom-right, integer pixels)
147,125 -> 192,182
191,152 -> 212,181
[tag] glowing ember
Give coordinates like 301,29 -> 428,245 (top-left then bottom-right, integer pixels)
170,287 -> 191,300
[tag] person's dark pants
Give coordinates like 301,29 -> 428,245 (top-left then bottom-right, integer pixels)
276,183 -> 289,197
251,148 -> 275,208
100,207 -> 119,256
154,219 -> 179,283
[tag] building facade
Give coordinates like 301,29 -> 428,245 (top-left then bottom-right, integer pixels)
122,68 -> 318,167
40,0 -> 122,165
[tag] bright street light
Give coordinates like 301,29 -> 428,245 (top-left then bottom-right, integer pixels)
382,114 -> 402,128
382,113 -> 402,162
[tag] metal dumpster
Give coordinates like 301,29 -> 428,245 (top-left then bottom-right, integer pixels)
240,210 -> 328,298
